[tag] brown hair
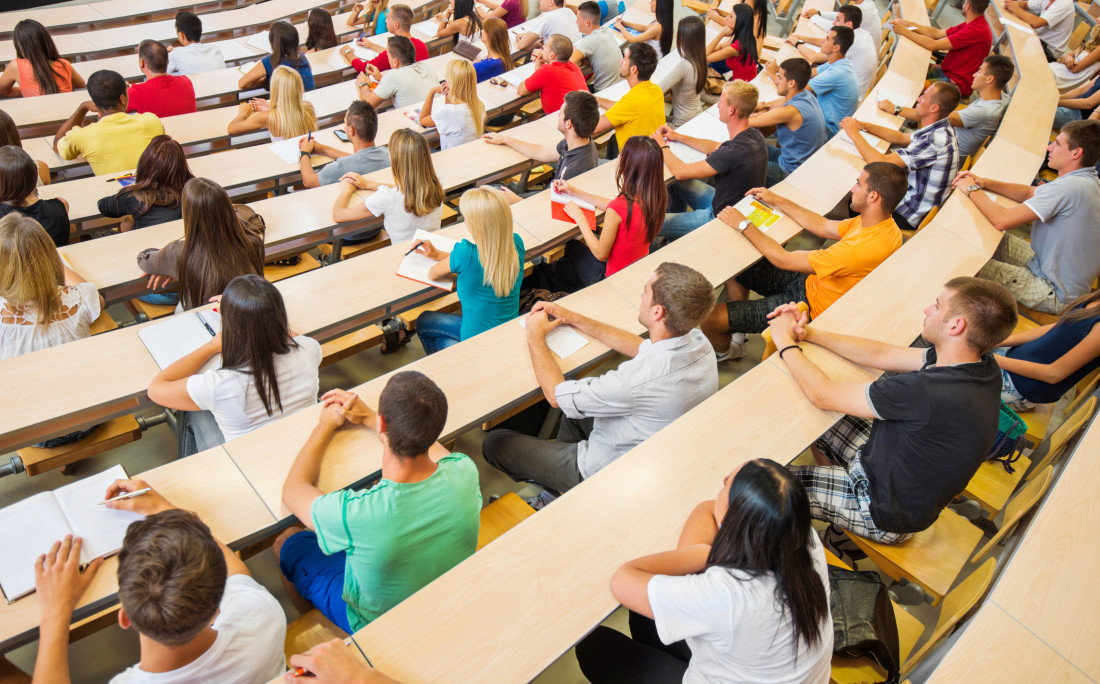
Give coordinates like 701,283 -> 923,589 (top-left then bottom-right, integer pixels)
943,276 -> 1017,353
13,20 -> 63,96
651,262 -> 716,336
862,161 -> 908,213
117,509 -> 227,647
389,129 -> 444,217
482,18 -> 515,71
0,110 -> 18,148
1057,288 -> 1100,326
306,8 -> 339,51
927,81 -> 961,118
0,146 -> 37,209
0,213 -> 65,329
616,137 -> 668,244
983,55 -> 1014,90
1062,119 -> 1100,167
125,135 -> 194,217
138,39 -> 169,74
379,370 -> 448,457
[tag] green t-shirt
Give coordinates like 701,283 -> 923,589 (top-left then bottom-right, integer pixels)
310,453 -> 481,631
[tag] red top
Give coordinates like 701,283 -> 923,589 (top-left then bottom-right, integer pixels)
605,196 -> 651,276
352,38 -> 429,73
127,75 -> 196,118
942,16 -> 992,96
524,61 -> 589,113
725,41 -> 759,83
15,58 -> 74,97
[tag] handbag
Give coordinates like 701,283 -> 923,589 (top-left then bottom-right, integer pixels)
828,566 -> 901,684
986,403 -> 1027,472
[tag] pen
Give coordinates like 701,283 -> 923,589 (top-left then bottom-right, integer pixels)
307,130 -> 312,142
106,174 -> 134,183
404,240 -> 426,256
98,487 -> 151,506
196,312 -> 216,337
290,666 -> 315,678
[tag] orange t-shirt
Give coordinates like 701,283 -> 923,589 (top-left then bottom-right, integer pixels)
16,58 -> 74,97
805,216 -> 903,318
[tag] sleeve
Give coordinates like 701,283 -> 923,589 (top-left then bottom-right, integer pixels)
217,575 -> 283,627
298,335 -> 324,368
136,238 -> 183,277
310,489 -> 356,554
97,192 -> 125,219
555,367 -> 635,419
1023,177 -> 1070,222
657,59 -> 687,92
185,371 -> 218,412
703,142 -> 733,175
956,101 -> 987,129
808,66 -> 836,95
867,372 -> 931,423
604,93 -> 633,127
449,239 -> 473,275
523,65 -> 547,92
76,282 -> 102,324
373,72 -> 399,101
896,129 -> 940,170
946,23 -> 983,50
576,35 -> 595,58
362,184 -> 394,218
55,127 -> 81,161
317,159 -> 342,186
648,572 -> 736,649
146,113 -> 166,135
369,50 -> 391,71
806,237 -> 859,278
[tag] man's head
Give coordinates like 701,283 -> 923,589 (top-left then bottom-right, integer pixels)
87,70 -> 128,112
388,4 -> 414,32
117,510 -> 227,647
776,58 -> 812,97
1049,119 -> 1100,170
620,43 -> 658,82
823,26 -> 854,57
851,161 -> 908,214
973,54 -> 1013,93
963,0 -> 990,16
387,35 -> 416,68
835,4 -> 862,29
175,11 -> 202,44
378,371 -> 448,458
577,1 -> 602,33
914,81 -> 960,122
717,80 -> 758,123
546,34 -> 574,62
639,263 -> 716,336
138,39 -> 170,76
559,90 -> 600,139
345,100 -> 378,144
540,0 -> 563,11
922,277 -> 1016,353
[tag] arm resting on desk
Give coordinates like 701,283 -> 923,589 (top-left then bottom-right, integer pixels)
802,324 -> 928,374
147,337 -> 222,412
609,544 -> 711,619
951,172 -> 1038,231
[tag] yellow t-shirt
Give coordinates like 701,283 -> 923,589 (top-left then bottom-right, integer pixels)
605,81 -> 666,151
805,216 -> 903,318
56,111 -> 164,176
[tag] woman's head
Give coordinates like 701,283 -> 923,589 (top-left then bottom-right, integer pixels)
270,66 -> 317,138
268,20 -> 302,68
453,0 -> 483,34
179,178 -> 263,309
445,60 -> 486,136
729,3 -> 759,65
388,129 -> 444,217
459,187 -> 519,298
615,137 -> 668,243
676,16 -> 708,94
654,0 -> 673,56
0,213 -> 65,327
0,146 -> 39,206
482,18 -> 515,70
0,110 -> 21,149
130,135 -> 194,214
219,274 -> 296,417
306,8 -> 339,51
13,20 -> 62,95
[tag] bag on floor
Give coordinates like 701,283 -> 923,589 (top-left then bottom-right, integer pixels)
828,565 -> 901,684
987,403 -> 1027,472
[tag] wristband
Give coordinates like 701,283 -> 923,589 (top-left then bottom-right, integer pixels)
777,344 -> 802,360
795,40 -> 805,47
300,150 -> 311,159
661,145 -> 670,149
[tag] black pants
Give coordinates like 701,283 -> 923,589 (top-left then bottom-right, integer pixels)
575,611 -> 691,684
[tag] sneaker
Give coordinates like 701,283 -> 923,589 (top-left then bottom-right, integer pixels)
524,490 -> 558,511
715,333 -> 747,362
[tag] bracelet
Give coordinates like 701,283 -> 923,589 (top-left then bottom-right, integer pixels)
661,145 -> 670,149
778,344 -> 802,360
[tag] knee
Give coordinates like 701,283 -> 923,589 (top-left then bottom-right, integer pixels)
272,525 -> 306,564
575,626 -> 619,675
481,430 -> 507,466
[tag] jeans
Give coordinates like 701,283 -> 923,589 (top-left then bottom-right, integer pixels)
994,348 -> 1035,411
416,310 -> 462,355
1053,106 -> 1082,131
481,416 -> 592,493
139,291 -> 180,306
575,612 -> 691,684
661,180 -> 716,239
180,409 -> 225,458
765,143 -> 788,187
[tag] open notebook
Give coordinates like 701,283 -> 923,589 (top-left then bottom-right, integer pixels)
0,465 -> 144,603
396,230 -> 459,291
137,310 -> 222,370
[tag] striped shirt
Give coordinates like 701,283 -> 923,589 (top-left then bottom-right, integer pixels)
896,118 -> 960,227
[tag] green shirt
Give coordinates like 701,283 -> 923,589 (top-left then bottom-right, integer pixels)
311,453 -> 481,631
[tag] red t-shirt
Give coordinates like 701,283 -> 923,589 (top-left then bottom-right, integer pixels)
524,61 -> 589,113
126,75 -> 196,118
725,41 -> 759,83
605,196 -> 651,276
941,16 -> 992,97
352,38 -> 429,73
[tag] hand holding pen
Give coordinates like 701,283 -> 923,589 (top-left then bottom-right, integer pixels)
101,479 -> 175,516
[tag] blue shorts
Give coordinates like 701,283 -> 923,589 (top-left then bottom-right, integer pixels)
278,530 -> 354,633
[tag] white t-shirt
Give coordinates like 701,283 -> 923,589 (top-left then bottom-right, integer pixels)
433,101 -> 480,150
538,7 -> 582,43
0,282 -> 101,360
1030,0 -> 1075,56
167,42 -> 226,76
110,575 -> 286,684
848,28 -> 876,96
1051,47 -> 1100,92
648,533 -> 833,684
375,63 -> 439,109
186,335 -> 322,442
814,0 -> 881,53
363,184 -> 443,243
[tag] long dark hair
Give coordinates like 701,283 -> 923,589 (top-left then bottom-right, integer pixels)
268,21 -> 306,70
677,16 -> 707,94
13,20 -> 63,96
707,459 -> 829,653
453,0 -> 483,39
306,9 -> 338,51
0,146 -> 38,208
746,0 -> 766,40
0,110 -> 20,148
219,274 -> 298,417
615,137 -> 667,243
125,135 -> 194,216
730,3 -> 759,67
655,0 -> 674,57
1057,288 -> 1100,326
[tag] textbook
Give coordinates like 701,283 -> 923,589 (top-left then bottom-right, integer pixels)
137,310 -> 222,370
396,230 -> 459,291
550,190 -> 596,229
0,464 -> 144,603
517,316 -> 589,359
733,196 -> 784,232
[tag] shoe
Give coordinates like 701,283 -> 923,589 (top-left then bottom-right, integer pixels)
822,524 -> 868,561
714,333 -> 747,362
524,490 -> 558,511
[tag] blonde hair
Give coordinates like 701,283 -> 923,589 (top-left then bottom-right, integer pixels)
445,60 -> 485,137
0,213 -> 65,328
269,66 -> 317,139
389,129 -> 445,217
1083,24 -> 1100,54
459,187 -> 519,298
722,80 -> 759,118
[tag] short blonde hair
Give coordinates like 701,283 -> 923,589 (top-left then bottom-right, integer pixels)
459,187 -> 519,298
722,80 -> 759,119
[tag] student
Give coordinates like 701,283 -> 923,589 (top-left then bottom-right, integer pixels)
239,21 -> 316,91
228,66 -> 318,139
788,5 -> 874,96
359,36 -> 438,109
474,18 -> 516,82
484,89 -> 600,203
751,58 -> 826,186
520,35 -> 590,114
275,371 -> 481,632
0,146 -> 70,248
98,135 -> 194,231
54,70 -> 165,176
286,639 -> 401,682
804,0 -> 881,52
347,0 -> 389,34
413,187 -> 524,353
996,289 -> 1100,411
879,55 -> 1013,159
147,274 -> 321,454
546,136 -> 668,290
517,0 -> 581,50
299,101 -> 391,189
332,128 -> 444,243
1004,0 -> 1074,60
705,3 -> 759,83
0,110 -> 50,185
137,177 -> 264,311
419,59 -> 486,150
572,1 -> 625,93
127,40 -> 197,118
434,0 -> 483,42
1051,25 -> 1100,93
305,8 -> 339,52
838,81 -> 961,231
891,0 -> 992,97
0,19 -> 84,97
476,0 -> 528,27
658,16 -> 707,127
483,262 -> 718,496
1053,77 -> 1100,128
707,0 -> 766,56
167,11 -> 226,75
32,484 -> 286,683
575,459 -> 832,683
700,163 -> 906,361
952,119 -> 1100,314
803,26 -> 858,137
594,43 -> 665,152
612,0 -> 673,57
342,5 -> 429,74
771,277 -> 1017,543
655,80 -> 768,238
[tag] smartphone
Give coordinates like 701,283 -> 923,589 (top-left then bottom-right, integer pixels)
334,129 -> 349,143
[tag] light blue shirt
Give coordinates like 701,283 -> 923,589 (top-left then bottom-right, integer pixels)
775,90 -> 826,174
808,59 -> 859,137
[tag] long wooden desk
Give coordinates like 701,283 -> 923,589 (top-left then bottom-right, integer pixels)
0,0 -> 268,35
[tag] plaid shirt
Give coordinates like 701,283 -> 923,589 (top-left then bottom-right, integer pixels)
895,118 -> 960,226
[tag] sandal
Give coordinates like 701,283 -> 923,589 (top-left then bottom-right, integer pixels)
379,317 -> 414,355
271,255 -> 302,267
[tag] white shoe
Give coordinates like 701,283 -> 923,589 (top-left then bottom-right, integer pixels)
714,334 -> 747,362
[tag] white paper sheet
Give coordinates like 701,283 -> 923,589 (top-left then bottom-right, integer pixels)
137,310 -> 222,370
396,230 -> 459,291
518,316 -> 590,358
216,39 -> 259,61
246,30 -> 271,52
268,137 -> 306,164
57,465 -> 145,562
500,61 -> 537,87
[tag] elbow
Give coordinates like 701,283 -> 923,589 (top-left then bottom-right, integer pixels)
609,566 -> 632,605
146,380 -> 168,407
302,175 -> 320,189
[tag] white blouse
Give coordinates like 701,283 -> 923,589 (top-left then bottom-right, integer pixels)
0,282 -> 101,360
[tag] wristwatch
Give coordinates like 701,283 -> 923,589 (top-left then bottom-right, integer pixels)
300,150 -> 311,159
966,183 -> 981,195
795,40 -> 805,47
893,104 -> 902,116
737,220 -> 751,232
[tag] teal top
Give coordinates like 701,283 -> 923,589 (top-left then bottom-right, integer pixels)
450,232 -> 524,340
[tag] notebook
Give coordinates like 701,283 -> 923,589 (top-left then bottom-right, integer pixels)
499,61 -> 537,88
216,39 -> 258,62
517,316 -> 589,358
236,60 -> 259,76
137,310 -> 222,370
246,31 -> 271,52
0,464 -> 145,603
550,190 -> 596,229
396,230 -> 459,291
733,196 -> 784,232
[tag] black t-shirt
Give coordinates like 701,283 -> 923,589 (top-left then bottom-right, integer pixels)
98,191 -> 183,230
556,139 -> 599,181
704,128 -> 768,215
0,198 -> 70,248
862,348 -> 1001,533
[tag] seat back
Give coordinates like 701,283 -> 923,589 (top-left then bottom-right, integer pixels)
971,466 -> 1054,562
1028,396 -> 1096,480
901,559 -> 997,671
1066,367 -> 1100,415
